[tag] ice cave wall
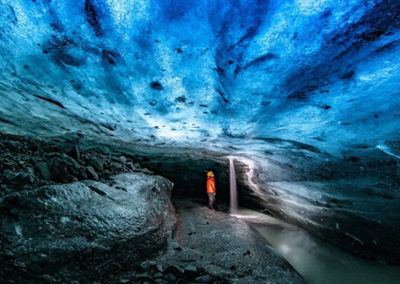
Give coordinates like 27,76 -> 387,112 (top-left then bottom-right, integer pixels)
0,0 -> 398,156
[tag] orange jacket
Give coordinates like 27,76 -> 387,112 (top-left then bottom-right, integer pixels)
207,177 -> 216,193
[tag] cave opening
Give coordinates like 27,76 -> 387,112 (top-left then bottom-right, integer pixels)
137,153 -> 233,210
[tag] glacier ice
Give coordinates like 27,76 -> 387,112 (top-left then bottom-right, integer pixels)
0,0 -> 398,156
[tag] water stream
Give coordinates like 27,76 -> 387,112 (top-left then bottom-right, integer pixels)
233,209 -> 400,284
229,157 -> 238,214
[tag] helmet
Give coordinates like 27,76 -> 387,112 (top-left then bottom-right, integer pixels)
207,171 -> 214,177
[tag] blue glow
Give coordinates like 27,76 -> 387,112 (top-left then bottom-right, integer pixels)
0,0 -> 398,155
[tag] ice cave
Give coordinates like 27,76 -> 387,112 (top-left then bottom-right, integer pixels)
0,0 -> 399,283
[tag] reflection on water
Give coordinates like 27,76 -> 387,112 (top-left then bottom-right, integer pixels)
234,209 -> 400,284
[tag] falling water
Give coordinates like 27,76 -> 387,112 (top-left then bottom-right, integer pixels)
229,157 -> 238,213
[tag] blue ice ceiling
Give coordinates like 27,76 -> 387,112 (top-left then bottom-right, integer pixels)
0,0 -> 399,155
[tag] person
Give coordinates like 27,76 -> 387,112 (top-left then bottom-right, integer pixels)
206,171 -> 216,210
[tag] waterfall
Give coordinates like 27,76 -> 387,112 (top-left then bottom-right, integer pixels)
229,157 -> 238,214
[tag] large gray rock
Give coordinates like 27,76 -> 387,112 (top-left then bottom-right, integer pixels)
0,173 -> 176,282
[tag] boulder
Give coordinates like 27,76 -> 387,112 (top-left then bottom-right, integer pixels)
140,260 -> 157,271
194,275 -> 212,283
118,156 -> 127,163
59,141 -> 80,160
156,264 -> 164,273
183,265 -> 199,280
48,157 -> 69,182
3,169 -> 35,186
135,273 -> 152,282
108,161 -> 124,172
164,265 -> 183,277
70,143 -> 80,161
153,272 -> 163,278
34,162 -> 51,180
49,155 -> 86,182
86,156 -> 104,172
85,166 -> 98,180
0,173 -> 176,281
164,274 -> 176,282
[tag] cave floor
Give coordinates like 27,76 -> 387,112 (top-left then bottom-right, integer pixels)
156,198 -> 400,284
153,198 -> 305,283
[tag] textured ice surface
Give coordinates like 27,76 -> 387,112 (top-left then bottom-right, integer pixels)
0,0 -> 399,156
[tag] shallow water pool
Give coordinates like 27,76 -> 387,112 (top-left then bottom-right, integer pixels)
233,209 -> 400,284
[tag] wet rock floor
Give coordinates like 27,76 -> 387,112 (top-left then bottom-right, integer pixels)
152,199 -> 304,284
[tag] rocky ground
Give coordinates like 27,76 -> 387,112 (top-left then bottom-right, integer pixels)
153,199 -> 304,284
97,199 -> 304,284
0,133 -> 303,283
0,133 -> 152,192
